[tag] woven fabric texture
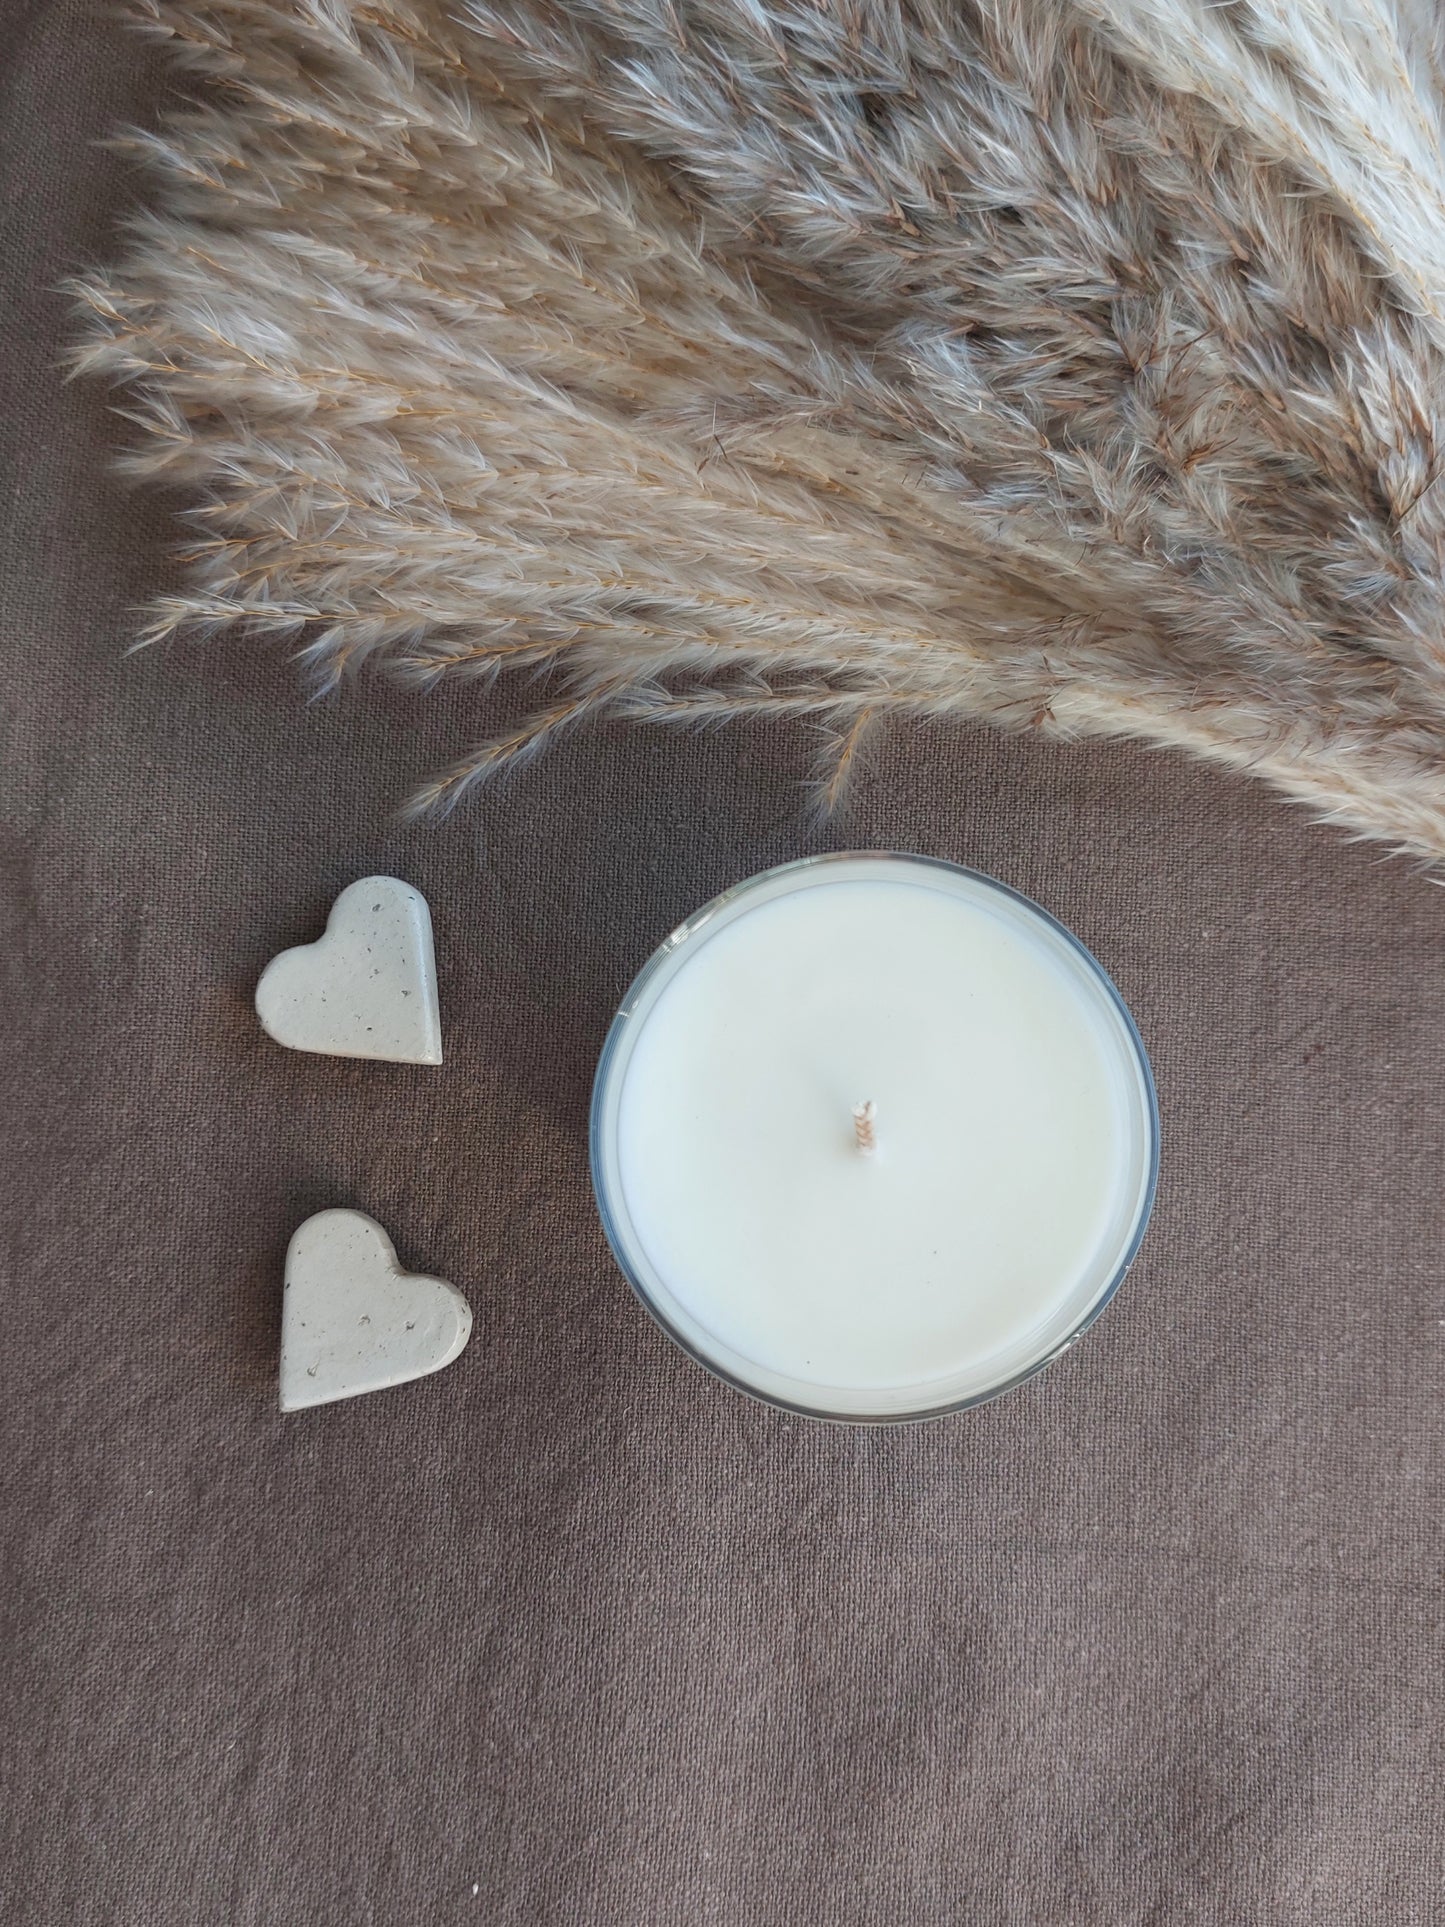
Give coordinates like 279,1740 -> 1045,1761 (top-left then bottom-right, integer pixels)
2,7 -> 1444,1923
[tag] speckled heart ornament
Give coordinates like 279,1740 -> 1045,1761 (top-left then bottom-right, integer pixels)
255,876 -> 441,1064
280,1209 -> 472,1411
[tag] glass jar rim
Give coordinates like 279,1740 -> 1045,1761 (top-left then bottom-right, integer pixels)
589,851 -> 1161,1423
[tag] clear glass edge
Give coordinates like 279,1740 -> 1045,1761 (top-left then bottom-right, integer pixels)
588,850 -> 1162,1425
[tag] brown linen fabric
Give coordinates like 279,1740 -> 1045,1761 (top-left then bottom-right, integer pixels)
2,6 -> 1443,1922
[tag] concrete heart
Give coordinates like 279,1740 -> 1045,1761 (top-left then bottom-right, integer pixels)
255,876 -> 442,1064
280,1209 -> 472,1411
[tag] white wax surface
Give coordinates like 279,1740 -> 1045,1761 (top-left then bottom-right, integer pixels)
606,864 -> 1151,1413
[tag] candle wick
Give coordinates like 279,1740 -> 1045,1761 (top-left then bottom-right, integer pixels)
852,1100 -> 878,1157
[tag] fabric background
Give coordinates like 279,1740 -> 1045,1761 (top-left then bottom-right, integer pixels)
3,5 -> 1443,1922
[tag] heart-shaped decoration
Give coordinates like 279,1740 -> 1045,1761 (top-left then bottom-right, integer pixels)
280,1209 -> 473,1410
255,876 -> 442,1064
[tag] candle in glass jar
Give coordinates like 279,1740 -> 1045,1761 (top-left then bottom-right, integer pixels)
590,854 -> 1157,1421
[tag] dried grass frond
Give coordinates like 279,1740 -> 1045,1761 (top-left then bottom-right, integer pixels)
68,0 -> 1445,854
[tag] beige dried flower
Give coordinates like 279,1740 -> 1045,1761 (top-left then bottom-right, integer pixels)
69,0 -> 1445,858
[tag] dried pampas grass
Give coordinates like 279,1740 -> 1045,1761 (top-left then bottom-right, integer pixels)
72,0 -> 1445,854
